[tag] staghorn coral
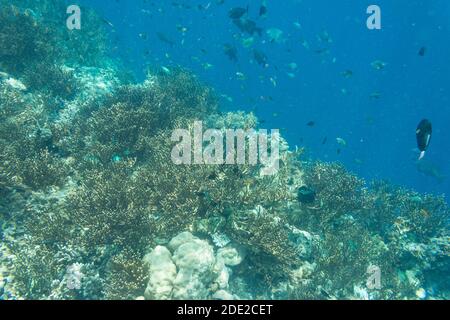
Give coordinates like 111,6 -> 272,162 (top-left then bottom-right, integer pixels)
0,4 -> 55,74
1,1 -> 449,301
0,83 -> 69,191
58,68 -> 217,169
225,206 -> 304,286
103,249 -> 148,300
23,64 -> 79,100
292,161 -> 370,232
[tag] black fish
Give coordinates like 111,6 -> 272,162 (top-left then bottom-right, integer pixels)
253,49 -> 268,67
232,18 -> 263,36
416,119 -> 432,160
224,44 -> 238,62
306,121 -> 315,127
228,6 -> 248,19
259,1 -> 267,17
297,186 -> 316,204
156,32 -> 175,46
418,46 -> 427,57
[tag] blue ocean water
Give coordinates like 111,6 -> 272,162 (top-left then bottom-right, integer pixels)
78,0 -> 450,197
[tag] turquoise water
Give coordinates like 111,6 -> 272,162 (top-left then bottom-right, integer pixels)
0,0 -> 449,300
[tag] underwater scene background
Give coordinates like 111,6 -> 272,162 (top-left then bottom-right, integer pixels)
0,0 -> 449,300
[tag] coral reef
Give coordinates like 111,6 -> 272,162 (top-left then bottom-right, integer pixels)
143,232 -> 245,300
0,0 -> 448,301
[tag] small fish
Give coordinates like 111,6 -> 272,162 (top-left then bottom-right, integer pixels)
301,40 -> 310,50
236,72 -> 246,80
259,95 -> 273,102
306,121 -> 315,127
293,22 -> 302,29
371,60 -> 387,70
156,32 -> 175,46
370,91 -> 381,99
202,63 -> 214,70
318,29 -> 332,44
102,18 -> 115,28
241,37 -> 255,48
288,62 -> 298,70
161,66 -> 171,75
322,137 -> 328,145
224,44 -> 238,62
341,70 -> 353,78
176,25 -> 188,34
418,46 -> 427,57
220,94 -> 233,103
233,18 -> 263,36
416,119 -> 432,160
259,1 -> 268,17
314,48 -> 330,55
336,137 -> 347,147
266,28 -> 284,43
269,77 -> 277,87
253,49 -> 268,67
228,6 -> 248,20
286,72 -> 296,78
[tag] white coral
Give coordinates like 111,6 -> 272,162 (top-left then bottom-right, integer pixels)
143,246 -> 177,300
143,232 -> 245,300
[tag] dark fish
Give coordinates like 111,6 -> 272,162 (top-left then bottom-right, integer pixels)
224,44 -> 238,62
102,18 -> 115,28
156,32 -> 175,46
341,70 -> 353,78
259,1 -> 267,17
228,6 -> 248,19
306,121 -> 315,127
416,119 -> 432,160
233,18 -> 263,36
418,46 -> 427,57
297,186 -> 316,204
253,49 -> 268,67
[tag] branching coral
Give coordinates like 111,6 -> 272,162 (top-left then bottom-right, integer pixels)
1,2 -> 449,301
0,84 -> 69,191
289,161 -> 370,232
0,5 -> 55,74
